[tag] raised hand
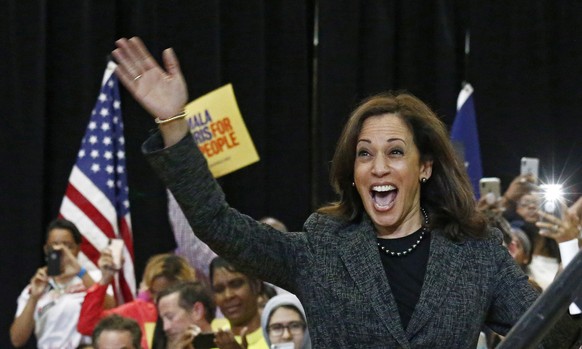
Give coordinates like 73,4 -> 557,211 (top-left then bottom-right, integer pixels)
112,37 -> 188,121
567,196 -> 582,220
537,202 -> 581,243
29,267 -> 49,299
97,248 -> 117,285
171,324 -> 200,349
477,194 -> 504,218
57,245 -> 82,278
503,174 -> 537,204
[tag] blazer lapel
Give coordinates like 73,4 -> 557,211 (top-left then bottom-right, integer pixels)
406,231 -> 466,336
338,219 -> 411,348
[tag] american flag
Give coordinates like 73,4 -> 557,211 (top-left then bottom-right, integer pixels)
59,61 -> 136,304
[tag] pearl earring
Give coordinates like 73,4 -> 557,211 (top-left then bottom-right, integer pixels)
352,182 -> 355,187
420,177 -> 427,183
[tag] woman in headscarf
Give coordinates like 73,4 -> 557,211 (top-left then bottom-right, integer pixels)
261,294 -> 311,349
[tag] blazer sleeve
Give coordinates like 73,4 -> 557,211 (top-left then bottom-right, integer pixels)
142,132 -> 308,292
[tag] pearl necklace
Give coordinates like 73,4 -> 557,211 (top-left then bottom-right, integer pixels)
377,207 -> 429,257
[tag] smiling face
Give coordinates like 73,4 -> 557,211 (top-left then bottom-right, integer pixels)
212,268 -> 259,327
354,113 -> 432,237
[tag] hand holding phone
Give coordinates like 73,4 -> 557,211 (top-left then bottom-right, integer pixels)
30,268 -> 49,298
535,184 -> 565,237
538,184 -> 564,219
479,177 -> 501,205
108,238 -> 124,270
192,332 -> 216,349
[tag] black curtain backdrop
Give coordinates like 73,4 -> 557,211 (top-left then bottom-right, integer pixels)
2,2 -> 581,348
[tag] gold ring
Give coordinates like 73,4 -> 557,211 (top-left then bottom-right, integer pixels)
133,74 -> 142,81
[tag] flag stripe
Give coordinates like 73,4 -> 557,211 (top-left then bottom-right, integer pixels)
77,252 -> 98,271
65,181 -> 117,240
118,271 -> 134,303
69,166 -> 119,234
60,196 -> 111,252
80,240 -> 101,266
119,216 -> 134,261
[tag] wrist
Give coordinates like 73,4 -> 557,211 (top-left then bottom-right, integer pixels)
155,107 -> 187,124
76,267 -> 87,279
160,119 -> 190,148
99,274 -> 114,286
28,292 -> 42,302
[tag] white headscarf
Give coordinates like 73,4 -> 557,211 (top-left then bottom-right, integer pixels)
260,294 -> 312,349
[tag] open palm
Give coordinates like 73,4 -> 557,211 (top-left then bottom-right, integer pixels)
112,37 -> 188,120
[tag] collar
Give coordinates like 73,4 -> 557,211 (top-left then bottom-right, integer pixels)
241,326 -> 267,346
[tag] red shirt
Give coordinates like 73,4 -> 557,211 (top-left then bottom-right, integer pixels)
78,283 -> 157,349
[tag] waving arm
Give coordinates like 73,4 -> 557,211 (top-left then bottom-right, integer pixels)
112,37 -> 189,146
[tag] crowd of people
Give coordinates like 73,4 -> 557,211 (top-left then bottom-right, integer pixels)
10,217 -> 305,349
10,36 -> 582,348
478,175 -> 582,292
476,175 -> 582,347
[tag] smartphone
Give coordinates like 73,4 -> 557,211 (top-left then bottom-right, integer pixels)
192,332 -> 216,349
520,157 -> 539,180
539,184 -> 564,219
479,177 -> 501,203
271,343 -> 295,349
108,238 -> 124,270
46,248 -> 62,276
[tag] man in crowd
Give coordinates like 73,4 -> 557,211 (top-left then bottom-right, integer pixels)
155,281 -> 216,348
92,314 -> 142,349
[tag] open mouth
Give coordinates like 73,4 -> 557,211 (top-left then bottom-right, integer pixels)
371,184 -> 397,209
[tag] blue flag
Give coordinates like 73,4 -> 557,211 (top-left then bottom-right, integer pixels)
451,83 -> 483,197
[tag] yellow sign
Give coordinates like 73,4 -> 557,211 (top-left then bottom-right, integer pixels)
185,84 -> 259,178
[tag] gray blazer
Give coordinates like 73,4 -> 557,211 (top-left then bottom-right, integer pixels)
144,133 -> 579,348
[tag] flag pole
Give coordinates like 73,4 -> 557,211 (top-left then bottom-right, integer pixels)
463,29 -> 470,87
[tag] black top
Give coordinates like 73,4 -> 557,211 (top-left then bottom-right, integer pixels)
377,227 -> 431,330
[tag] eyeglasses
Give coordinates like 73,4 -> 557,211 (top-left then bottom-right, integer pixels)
268,322 -> 306,337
